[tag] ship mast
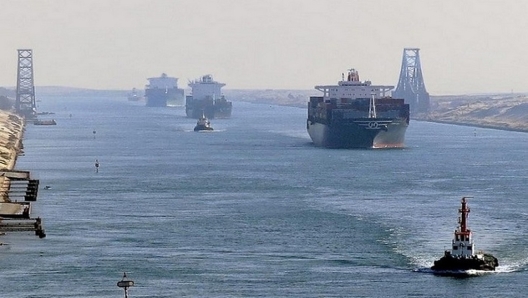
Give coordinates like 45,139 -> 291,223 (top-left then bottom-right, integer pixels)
451,197 -> 475,257
368,93 -> 377,118
459,197 -> 470,233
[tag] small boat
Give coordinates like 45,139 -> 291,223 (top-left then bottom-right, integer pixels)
194,114 -> 214,131
431,197 -> 498,274
34,119 -> 57,125
128,88 -> 142,101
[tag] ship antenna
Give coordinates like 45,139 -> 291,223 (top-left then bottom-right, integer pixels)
459,196 -> 472,232
368,93 -> 377,118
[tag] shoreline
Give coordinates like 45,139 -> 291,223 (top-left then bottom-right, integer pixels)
0,111 -> 45,238
413,117 -> 528,133
0,111 -> 25,170
0,110 -> 25,197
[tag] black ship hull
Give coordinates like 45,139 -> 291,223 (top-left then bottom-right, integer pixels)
432,253 -> 498,272
145,88 -> 184,107
194,125 -> 214,132
186,96 -> 232,119
307,118 -> 408,149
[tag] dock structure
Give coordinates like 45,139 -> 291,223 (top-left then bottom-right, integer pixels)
0,111 -> 45,239
0,172 -> 45,238
0,217 -> 45,238
0,170 -> 39,202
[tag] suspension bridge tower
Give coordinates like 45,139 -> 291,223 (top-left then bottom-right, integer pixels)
393,48 -> 430,114
16,49 -> 37,119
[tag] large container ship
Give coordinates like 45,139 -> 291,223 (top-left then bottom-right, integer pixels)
186,74 -> 232,119
307,69 -> 409,149
144,73 -> 184,107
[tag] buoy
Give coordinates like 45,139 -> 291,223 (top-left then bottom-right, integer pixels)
117,272 -> 134,298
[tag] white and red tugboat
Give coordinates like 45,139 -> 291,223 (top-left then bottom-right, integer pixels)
431,197 -> 498,273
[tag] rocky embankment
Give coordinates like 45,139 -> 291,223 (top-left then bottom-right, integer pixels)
225,89 -> 528,133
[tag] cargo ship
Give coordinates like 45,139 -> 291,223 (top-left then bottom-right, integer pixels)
307,69 -> 409,149
431,197 -> 498,274
186,74 -> 232,119
144,73 -> 184,107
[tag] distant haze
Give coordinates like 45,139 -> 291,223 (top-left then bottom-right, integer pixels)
1,0 -> 527,95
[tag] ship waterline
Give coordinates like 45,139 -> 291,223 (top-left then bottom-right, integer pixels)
307,118 -> 408,149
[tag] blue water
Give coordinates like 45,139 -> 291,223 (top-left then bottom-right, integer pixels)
1,95 -> 528,297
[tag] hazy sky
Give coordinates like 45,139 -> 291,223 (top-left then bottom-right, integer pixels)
1,0 -> 527,94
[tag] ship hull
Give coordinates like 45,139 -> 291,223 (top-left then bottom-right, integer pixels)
194,125 -> 214,132
145,88 -> 184,107
431,253 -> 498,272
186,96 -> 232,119
307,118 -> 408,149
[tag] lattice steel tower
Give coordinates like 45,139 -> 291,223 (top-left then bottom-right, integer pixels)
393,48 -> 430,114
16,49 -> 37,119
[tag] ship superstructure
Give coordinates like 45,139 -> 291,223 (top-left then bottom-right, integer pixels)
431,197 -> 498,273
307,69 -> 409,148
186,74 -> 232,119
452,196 -> 475,257
145,73 -> 184,107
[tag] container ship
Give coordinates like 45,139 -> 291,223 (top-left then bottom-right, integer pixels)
144,73 -> 184,107
307,69 -> 409,149
186,74 -> 232,119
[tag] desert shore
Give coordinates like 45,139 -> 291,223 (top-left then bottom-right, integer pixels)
415,94 -> 528,133
0,111 -> 24,170
0,111 -> 26,215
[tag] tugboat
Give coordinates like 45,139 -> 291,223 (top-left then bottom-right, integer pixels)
431,197 -> 498,273
127,88 -> 142,101
194,113 -> 214,132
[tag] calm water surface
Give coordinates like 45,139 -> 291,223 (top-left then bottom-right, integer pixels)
1,95 -> 527,297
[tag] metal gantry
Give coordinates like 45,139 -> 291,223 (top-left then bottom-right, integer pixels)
393,48 -> 430,114
16,49 -> 37,119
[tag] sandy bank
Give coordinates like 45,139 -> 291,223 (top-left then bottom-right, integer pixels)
0,111 -> 25,203
0,111 -> 25,170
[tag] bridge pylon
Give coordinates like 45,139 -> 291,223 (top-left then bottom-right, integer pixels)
393,48 -> 430,114
16,49 -> 37,119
